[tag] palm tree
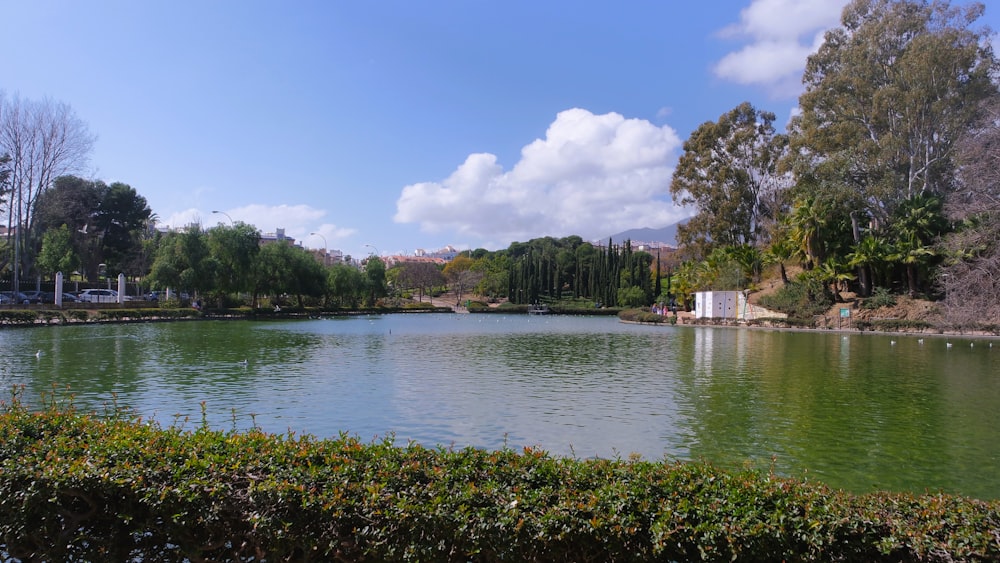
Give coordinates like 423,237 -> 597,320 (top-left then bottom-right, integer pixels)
847,234 -> 891,297
726,244 -> 767,287
889,194 -> 948,297
766,228 -> 796,285
816,257 -> 856,302
787,196 -> 828,269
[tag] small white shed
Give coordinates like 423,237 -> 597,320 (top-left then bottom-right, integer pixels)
694,291 -> 745,319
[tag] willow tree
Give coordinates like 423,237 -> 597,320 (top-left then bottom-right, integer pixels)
670,102 -> 788,258
207,222 -> 261,299
788,0 -> 997,230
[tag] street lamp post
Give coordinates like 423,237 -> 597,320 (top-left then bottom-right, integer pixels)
310,232 -> 328,266
211,210 -> 234,226
364,244 -> 380,258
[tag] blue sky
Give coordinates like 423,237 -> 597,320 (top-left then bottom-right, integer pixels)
3,1 -> 997,259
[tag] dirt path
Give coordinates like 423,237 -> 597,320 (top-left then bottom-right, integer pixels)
424,291 -> 464,312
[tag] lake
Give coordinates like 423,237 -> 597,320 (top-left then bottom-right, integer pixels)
2,314 -> 998,499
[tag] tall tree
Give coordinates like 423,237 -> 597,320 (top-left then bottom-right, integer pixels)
670,102 -> 788,256
327,263 -> 366,308
395,261 -> 445,302
788,0 -> 997,228
94,182 -> 154,279
0,94 -> 95,289
148,226 -> 216,297
363,256 -> 387,307
207,222 -> 260,298
32,175 -> 103,278
0,153 -> 10,210
442,254 -> 482,304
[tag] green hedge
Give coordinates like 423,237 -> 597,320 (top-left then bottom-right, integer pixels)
1,396 -> 998,562
618,308 -> 673,324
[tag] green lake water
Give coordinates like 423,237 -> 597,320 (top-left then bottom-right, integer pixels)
1,314 -> 997,499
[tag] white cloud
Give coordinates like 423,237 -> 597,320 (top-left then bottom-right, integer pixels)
394,108 -> 689,245
714,0 -> 848,96
160,204 -> 356,249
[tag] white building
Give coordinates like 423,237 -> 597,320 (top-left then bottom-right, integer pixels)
693,290 -> 787,321
694,291 -> 744,320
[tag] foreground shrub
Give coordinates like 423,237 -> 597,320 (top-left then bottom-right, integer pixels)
1,395 -> 998,562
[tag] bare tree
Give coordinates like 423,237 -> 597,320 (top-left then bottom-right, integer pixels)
938,95 -> 1000,328
0,93 -> 96,289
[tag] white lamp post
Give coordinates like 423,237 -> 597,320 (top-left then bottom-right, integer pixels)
310,232 -> 328,265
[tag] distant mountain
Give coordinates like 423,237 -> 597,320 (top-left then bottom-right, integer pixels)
603,221 -> 685,247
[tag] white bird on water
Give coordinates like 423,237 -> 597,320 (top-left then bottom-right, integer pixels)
918,338 -> 924,345
947,342 -> 953,348
238,359 -> 249,366
35,350 -> 42,359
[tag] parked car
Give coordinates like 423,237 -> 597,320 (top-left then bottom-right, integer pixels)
21,290 -> 46,304
0,291 -> 34,304
28,291 -> 81,304
77,289 -> 121,303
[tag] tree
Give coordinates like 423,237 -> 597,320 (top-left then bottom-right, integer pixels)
327,263 -> 366,308
252,243 -> 326,308
36,224 -> 78,277
442,254 -> 482,304
937,94 -> 1000,326
395,261 -> 444,302
94,182 -> 154,279
32,175 -> 103,278
363,256 -> 387,307
847,234 -> 892,296
0,94 -> 95,290
473,253 -> 510,301
0,153 -> 10,210
670,102 -> 789,255
789,0 -> 997,229
148,226 -> 216,298
887,193 -> 948,296
207,223 -> 260,299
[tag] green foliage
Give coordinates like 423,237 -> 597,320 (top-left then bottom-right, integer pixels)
758,277 -> 832,319
36,224 -> 79,278
862,287 -> 898,310
618,308 -> 671,324
95,182 -> 154,278
616,285 -> 646,307
1,397 -> 998,562
0,310 -> 38,324
671,102 -> 788,253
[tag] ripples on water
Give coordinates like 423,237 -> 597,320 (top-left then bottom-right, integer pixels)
3,315 -> 999,499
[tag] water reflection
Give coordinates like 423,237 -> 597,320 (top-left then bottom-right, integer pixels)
1,316 -> 998,499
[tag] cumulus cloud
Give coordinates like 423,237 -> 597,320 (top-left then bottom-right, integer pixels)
394,108 -> 688,246
714,0 -> 848,96
160,204 -> 356,249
